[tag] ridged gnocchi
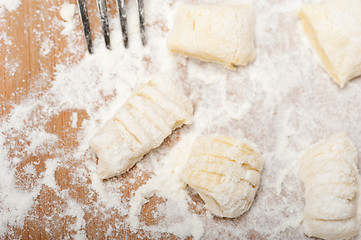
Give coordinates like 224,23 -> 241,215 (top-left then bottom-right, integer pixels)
89,77 -> 193,179
167,3 -> 256,69
300,133 -> 359,240
182,135 -> 263,218
299,0 -> 361,88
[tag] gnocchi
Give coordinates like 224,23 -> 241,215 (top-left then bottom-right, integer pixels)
300,133 -> 359,240
167,3 -> 256,69
89,77 -> 193,179
182,135 -> 263,218
299,0 -> 361,88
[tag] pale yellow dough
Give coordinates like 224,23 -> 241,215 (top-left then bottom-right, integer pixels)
300,133 -> 359,240
182,135 -> 263,218
167,3 -> 256,69
299,0 -> 361,88
89,77 -> 193,179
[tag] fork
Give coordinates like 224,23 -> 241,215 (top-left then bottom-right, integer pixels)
76,0 -> 146,54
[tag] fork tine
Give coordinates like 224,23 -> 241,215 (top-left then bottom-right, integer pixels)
77,0 -> 93,54
117,0 -> 128,48
137,0 -> 146,46
116,0 -> 129,48
96,0 -> 111,50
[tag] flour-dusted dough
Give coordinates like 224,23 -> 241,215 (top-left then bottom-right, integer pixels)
300,133 -> 359,240
167,3 -> 256,69
182,135 -> 263,218
299,0 -> 361,88
89,77 -> 193,179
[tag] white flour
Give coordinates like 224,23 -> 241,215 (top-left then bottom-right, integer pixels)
0,0 -> 21,12
128,134 -> 204,239
1,0 -> 361,239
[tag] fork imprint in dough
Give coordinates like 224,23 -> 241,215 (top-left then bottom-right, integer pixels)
90,76 -> 193,179
182,135 -> 263,218
300,133 -> 359,240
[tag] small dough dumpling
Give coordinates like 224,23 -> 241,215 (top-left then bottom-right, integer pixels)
167,3 -> 256,69
182,135 -> 263,218
300,133 -> 359,240
90,77 -> 193,179
60,3 -> 76,22
299,0 -> 361,88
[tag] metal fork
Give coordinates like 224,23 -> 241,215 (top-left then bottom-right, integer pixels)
77,0 -> 146,54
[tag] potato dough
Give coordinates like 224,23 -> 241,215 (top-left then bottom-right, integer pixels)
299,0 -> 361,88
167,3 -> 256,69
182,135 -> 263,218
89,77 -> 193,179
300,133 -> 359,240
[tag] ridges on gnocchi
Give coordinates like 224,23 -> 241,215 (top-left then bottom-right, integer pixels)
89,76 -> 193,179
182,135 -> 263,218
300,132 -> 359,240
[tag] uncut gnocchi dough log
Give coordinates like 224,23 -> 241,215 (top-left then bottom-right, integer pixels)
300,133 -> 359,240
182,136 -> 263,218
167,3 -> 256,69
299,0 -> 361,88
89,77 -> 193,179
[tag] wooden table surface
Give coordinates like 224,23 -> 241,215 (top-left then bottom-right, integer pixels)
1,1 -> 316,239
0,0 -> 177,239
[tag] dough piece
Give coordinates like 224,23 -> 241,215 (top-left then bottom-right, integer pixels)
167,3 -> 256,69
299,0 -> 361,88
89,77 -> 193,179
182,135 -> 263,218
300,133 -> 359,240
60,3 -> 76,22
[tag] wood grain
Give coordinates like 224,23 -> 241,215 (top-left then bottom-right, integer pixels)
0,0 -> 182,239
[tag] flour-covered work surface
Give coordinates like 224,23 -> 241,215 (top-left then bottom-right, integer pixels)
1,0 -> 361,239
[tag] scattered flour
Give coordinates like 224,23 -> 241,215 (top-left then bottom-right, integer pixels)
128,134 -> 204,239
1,0 -> 361,239
71,112 -> 78,128
64,198 -> 87,239
40,37 -> 55,57
0,0 -> 21,12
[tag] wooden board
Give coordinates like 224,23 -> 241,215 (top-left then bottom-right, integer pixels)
0,0 -> 179,239
1,0 -> 327,239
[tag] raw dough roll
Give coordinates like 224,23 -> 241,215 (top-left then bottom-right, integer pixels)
299,0 -> 361,88
300,133 -> 359,240
167,3 -> 256,69
90,77 -> 193,179
182,135 -> 263,218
